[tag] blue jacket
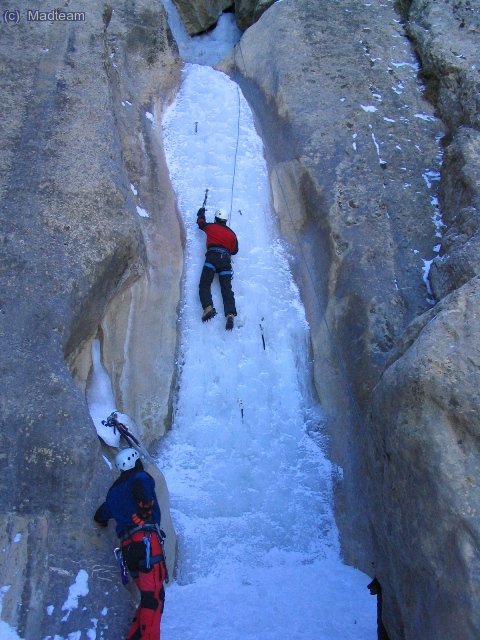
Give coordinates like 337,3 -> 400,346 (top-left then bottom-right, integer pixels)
94,467 -> 161,537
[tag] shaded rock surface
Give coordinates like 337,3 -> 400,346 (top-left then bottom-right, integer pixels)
234,0 -> 276,30
171,0 -> 234,34
219,0 -> 480,638
170,0 -> 275,33
225,0 -> 442,560
407,0 -> 480,130
430,126 -> 480,297
405,0 -> 480,299
367,276 -> 480,640
228,0 -> 443,412
0,1 -> 181,637
366,2 -> 480,637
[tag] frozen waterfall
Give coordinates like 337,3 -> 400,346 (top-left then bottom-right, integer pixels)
158,62 -> 375,639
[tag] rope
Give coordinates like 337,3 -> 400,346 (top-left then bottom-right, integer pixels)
234,40 -> 367,433
228,45 -> 242,226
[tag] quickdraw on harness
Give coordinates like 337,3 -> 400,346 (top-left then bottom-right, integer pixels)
118,523 -> 169,583
204,247 -> 234,278
114,547 -> 129,585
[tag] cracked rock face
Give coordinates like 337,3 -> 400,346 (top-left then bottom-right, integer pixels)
407,0 -> 480,131
405,0 -> 480,302
430,127 -> 480,298
221,0 -> 480,638
367,275 -> 480,640
0,0 -> 181,637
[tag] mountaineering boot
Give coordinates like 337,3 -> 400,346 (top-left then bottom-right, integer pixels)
202,305 -> 217,322
225,314 -> 234,331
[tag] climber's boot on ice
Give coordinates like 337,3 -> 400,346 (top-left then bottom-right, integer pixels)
202,305 -> 217,322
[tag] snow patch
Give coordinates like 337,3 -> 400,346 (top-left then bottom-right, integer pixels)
391,60 -> 420,70
0,586 -> 24,640
422,259 -> 435,305
422,170 -> 440,189
61,570 -> 89,621
136,206 -> 150,218
87,618 -> 98,640
414,113 -> 437,122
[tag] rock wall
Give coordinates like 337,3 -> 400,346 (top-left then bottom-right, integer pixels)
0,1 -> 182,637
170,0 -> 275,33
406,0 -> 480,300
171,0 -> 234,34
222,0 -> 480,638
234,0 -> 276,30
366,275 -> 480,640
226,0 -> 442,558
366,1 -> 480,638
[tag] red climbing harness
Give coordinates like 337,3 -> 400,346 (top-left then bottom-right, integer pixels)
122,530 -> 167,640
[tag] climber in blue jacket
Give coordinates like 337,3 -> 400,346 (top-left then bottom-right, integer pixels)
94,448 -> 167,640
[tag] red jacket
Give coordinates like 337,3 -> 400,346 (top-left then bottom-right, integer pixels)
197,213 -> 238,255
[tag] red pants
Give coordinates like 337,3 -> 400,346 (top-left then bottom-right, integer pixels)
123,532 -> 167,640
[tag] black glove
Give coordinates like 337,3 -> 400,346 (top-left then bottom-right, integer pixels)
94,506 -> 109,527
197,207 -> 205,217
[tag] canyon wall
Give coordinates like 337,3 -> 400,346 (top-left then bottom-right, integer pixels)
225,0 -> 480,638
0,1 -> 181,637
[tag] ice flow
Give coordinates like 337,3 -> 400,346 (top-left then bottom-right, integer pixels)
159,64 -> 376,639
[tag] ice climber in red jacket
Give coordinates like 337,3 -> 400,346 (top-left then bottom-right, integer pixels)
196,207 -> 238,330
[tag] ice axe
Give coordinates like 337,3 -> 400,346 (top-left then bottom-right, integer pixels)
202,188 -> 209,209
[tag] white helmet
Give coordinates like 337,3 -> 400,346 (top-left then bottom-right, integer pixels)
115,448 -> 140,471
214,208 -> 228,222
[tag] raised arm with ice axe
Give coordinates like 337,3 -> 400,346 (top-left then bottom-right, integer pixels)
196,189 -> 239,330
